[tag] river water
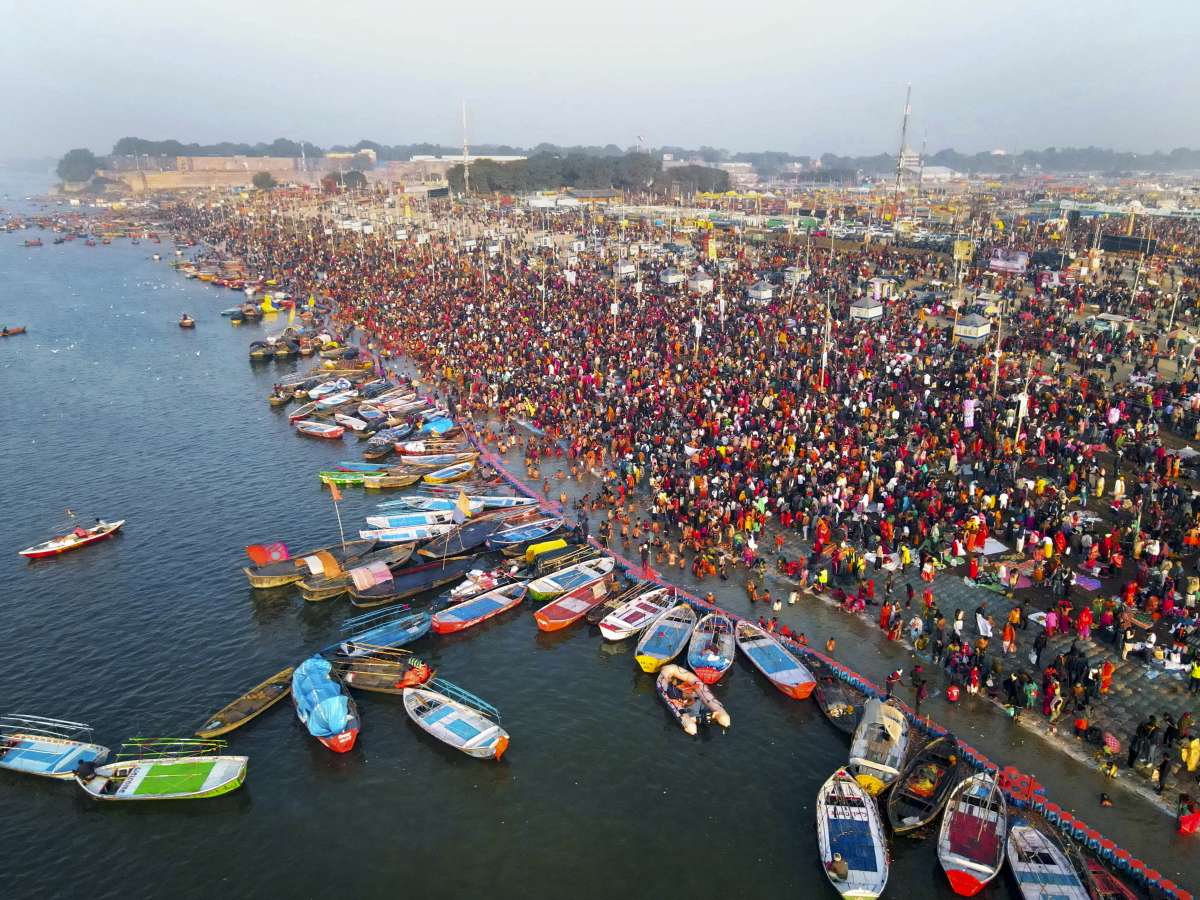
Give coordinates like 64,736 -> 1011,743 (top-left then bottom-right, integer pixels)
0,172 -> 1193,898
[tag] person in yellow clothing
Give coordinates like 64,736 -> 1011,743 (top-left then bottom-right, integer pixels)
1189,657 -> 1200,696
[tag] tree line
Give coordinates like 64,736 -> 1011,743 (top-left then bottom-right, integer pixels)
444,153 -> 730,195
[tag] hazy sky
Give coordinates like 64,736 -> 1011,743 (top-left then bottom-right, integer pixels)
5,0 -> 1197,159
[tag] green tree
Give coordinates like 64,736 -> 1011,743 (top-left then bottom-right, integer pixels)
57,148 -> 99,183
339,169 -> 367,191
252,171 -> 277,190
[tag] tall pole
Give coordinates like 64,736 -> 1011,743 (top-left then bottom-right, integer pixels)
991,304 -> 1002,398
820,288 -> 832,393
461,100 -> 471,196
894,83 -> 912,211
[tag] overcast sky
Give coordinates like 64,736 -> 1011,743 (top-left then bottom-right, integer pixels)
4,0 -> 1197,159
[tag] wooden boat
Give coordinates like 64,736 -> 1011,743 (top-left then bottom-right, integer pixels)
686,613 -> 736,684
401,452 -> 479,466
417,518 -> 507,559
1080,856 -> 1138,900
816,768 -> 890,899
813,660 -> 868,737
333,607 -> 432,654
1,325 -> 28,337
242,539 -> 376,589
376,495 -> 484,513
1005,821 -> 1089,900
365,511 -> 455,529
396,439 -> 470,455
268,392 -> 291,407
484,516 -> 562,550
886,734 -> 962,834
733,621 -> 816,700
403,678 -> 509,761
334,413 -> 369,432
195,667 -> 294,738
349,555 -> 478,608
438,565 -> 516,605
292,656 -> 360,752
586,580 -> 643,625
288,400 -> 319,422
74,739 -> 247,801
179,316 -> 195,329
634,603 -> 697,673
361,472 -> 422,490
598,586 -> 675,640
298,544 -> 414,602
848,698 -> 910,795
331,647 -> 433,694
19,519 -> 125,559
431,582 -> 528,634
248,340 -> 272,360
337,461 -> 392,472
295,420 -> 345,439
534,579 -> 612,631
318,470 -> 370,487
937,772 -> 1008,896
656,663 -> 730,735
358,523 -> 455,544
460,494 -> 539,510
0,715 -> 109,779
527,555 -> 615,602
422,461 -> 475,484
504,536 -> 567,561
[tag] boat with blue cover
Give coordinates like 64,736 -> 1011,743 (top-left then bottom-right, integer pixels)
816,767 -> 890,899
330,607 -> 432,655
376,496 -> 484,514
364,511 -> 455,529
634,602 -> 697,673
358,523 -> 455,543
485,516 -> 563,550
0,714 -> 110,780
734,621 -> 816,700
527,555 -> 615,601
417,518 -> 508,559
431,582 -> 528,634
403,678 -> 509,761
335,461 -> 392,473
291,656 -> 360,753
686,613 -> 736,684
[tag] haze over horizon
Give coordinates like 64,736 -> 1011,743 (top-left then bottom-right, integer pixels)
5,0 -> 1197,159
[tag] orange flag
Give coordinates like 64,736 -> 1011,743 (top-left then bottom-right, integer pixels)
329,482 -> 343,502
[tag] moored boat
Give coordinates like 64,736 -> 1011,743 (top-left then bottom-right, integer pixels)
597,585 -> 675,640
331,647 -> 433,694
18,518 -> 125,560
656,663 -> 730,735
686,613 -> 736,684
816,768 -> 890,899
348,555 -> 478,608
886,734 -> 962,834
295,420 -> 345,439
242,538 -> 376,589
292,656 -> 360,752
364,510 -> 455,529
633,602 -> 697,673
195,667 -> 294,738
298,544 -> 414,602
1005,820 -> 1089,900
813,660 -> 868,737
361,472 -> 422,490
403,678 -> 509,761
484,516 -> 563,550
527,555 -> 615,601
937,772 -> 1008,896
357,522 -> 455,544
733,621 -> 816,700
533,579 -> 611,631
848,698 -> 910,795
417,518 -> 507,559
74,739 -> 247,801
431,582 -> 528,634
0,715 -> 109,779
332,607 -> 432,654
422,461 -> 475,484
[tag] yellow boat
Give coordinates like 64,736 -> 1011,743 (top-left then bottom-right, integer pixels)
633,603 -> 697,674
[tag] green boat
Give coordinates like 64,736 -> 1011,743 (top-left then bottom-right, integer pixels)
74,739 -> 247,801
318,470 -> 369,487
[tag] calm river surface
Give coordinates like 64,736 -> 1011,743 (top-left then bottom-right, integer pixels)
0,172 -> 1193,898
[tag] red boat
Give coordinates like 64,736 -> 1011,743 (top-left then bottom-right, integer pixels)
534,579 -> 611,631
23,238 -> 42,247
1,326 -> 26,337
431,583 -> 527,634
19,519 -> 125,559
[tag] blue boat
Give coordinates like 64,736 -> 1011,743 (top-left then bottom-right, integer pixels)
422,461 -> 475,484
376,496 -> 484,514
686,613 -> 736,684
364,511 -> 453,529
291,657 -> 360,752
485,517 -> 563,549
417,417 -> 457,437
0,715 -> 110,780
330,608 -> 432,656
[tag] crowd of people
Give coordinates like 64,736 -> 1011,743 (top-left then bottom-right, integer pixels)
174,193 -> 1200,803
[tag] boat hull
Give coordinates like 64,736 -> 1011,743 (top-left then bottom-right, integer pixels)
19,520 -> 125,559
317,729 -> 359,753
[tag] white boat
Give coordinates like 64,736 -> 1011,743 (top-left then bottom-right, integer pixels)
656,664 -> 730,735
848,698 -> 910,795
75,753 -> 247,801
334,413 -> 369,432
527,555 -> 614,601
376,496 -> 485,514
633,602 -> 696,673
403,679 -> 509,761
358,523 -> 455,543
0,715 -> 109,779
364,510 -> 455,528
1005,822 -> 1088,900
816,768 -> 889,899
597,586 -> 675,640
937,772 -> 1007,896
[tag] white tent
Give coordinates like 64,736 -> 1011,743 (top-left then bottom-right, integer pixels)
688,267 -> 714,293
954,313 -> 992,345
660,268 -> 685,286
850,296 -> 884,321
747,280 -> 773,302
613,260 -> 636,280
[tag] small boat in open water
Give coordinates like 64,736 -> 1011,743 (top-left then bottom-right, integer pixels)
403,678 -> 509,761
195,667 -> 294,739
292,656 -> 360,752
0,714 -> 109,779
19,519 -> 125,560
74,739 -> 247,801
816,767 -> 890,899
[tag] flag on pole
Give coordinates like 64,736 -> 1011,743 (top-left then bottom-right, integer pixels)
246,542 -> 289,565
453,489 -> 473,524
329,482 -> 343,502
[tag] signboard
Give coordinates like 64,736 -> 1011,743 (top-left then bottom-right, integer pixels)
953,240 -> 973,262
988,249 -> 1029,274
